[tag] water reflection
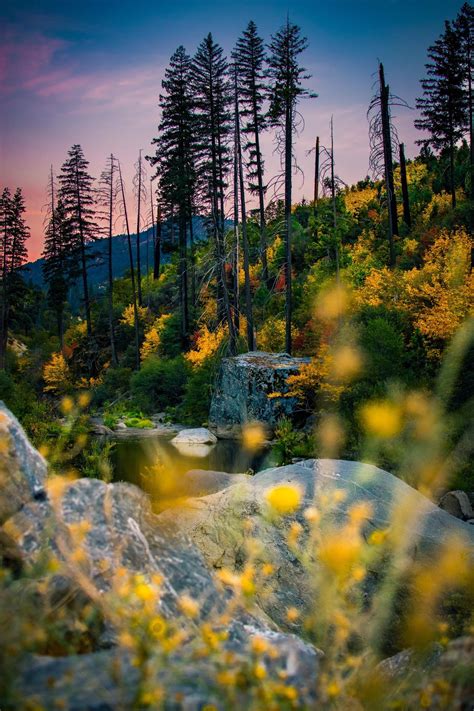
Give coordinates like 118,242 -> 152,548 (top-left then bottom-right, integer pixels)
112,435 -> 278,504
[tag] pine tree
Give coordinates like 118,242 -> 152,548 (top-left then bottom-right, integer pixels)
268,19 -> 314,354
58,144 -> 98,336
149,46 -> 196,341
233,21 -> 269,282
42,195 -> 70,350
416,21 -> 468,208
98,154 -> 119,365
454,3 -> 474,201
233,65 -> 255,350
0,187 -> 29,369
191,33 -> 236,352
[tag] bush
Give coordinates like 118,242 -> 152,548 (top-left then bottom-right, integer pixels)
0,371 -> 15,403
130,356 -> 187,413
179,355 -> 219,425
93,367 -> 132,407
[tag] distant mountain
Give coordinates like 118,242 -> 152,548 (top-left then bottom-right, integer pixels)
22,216 -> 212,291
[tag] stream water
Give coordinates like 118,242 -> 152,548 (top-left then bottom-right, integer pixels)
111,434 -> 279,501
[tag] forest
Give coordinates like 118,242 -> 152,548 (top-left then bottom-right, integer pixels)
0,3 -> 474,710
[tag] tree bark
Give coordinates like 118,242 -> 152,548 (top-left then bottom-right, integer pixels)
135,151 -> 143,306
108,155 -> 118,365
379,63 -> 399,268
284,99 -> 293,355
236,88 -> 255,351
118,162 -> 140,370
154,200 -> 161,280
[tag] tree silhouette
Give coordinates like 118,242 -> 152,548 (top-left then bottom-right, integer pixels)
58,144 -> 97,336
416,21 -> 468,208
0,187 -> 29,369
268,19 -> 314,354
233,21 -> 269,282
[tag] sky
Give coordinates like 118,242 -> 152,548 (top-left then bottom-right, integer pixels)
0,0 -> 464,260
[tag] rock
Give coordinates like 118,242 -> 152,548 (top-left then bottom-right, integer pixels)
172,441 -> 214,458
208,351 -> 310,438
114,421 -> 127,430
178,469 -> 249,498
13,625 -> 320,710
157,459 -> 474,632
438,490 -> 474,521
0,401 -> 47,524
1,409 -> 321,707
171,427 -> 218,446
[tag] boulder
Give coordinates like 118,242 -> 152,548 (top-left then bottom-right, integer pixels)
0,401 -> 47,524
171,427 -> 218,445
208,351 -> 310,438
0,405 -> 321,709
157,459 -> 474,632
438,490 -> 474,521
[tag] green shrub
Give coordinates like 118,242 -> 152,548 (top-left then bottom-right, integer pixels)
123,417 -> 154,429
130,356 -> 187,413
93,367 -> 132,407
179,356 -> 219,425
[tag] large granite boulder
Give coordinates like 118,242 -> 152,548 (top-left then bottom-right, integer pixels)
157,459 -> 474,633
0,401 -> 47,524
208,351 -> 310,438
0,404 -> 320,709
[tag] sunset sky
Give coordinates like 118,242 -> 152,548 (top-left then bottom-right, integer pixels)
1,0 -> 463,260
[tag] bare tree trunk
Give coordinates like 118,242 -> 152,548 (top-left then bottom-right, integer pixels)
118,162 -> 140,370
251,88 -> 268,283
135,150 -> 143,306
236,85 -> 255,351
75,160 -> 92,336
399,143 -> 412,229
178,207 -> 189,341
154,200 -> 161,280
107,155 -> 118,365
284,100 -> 293,355
313,136 -> 320,208
379,63 -> 398,267
233,115 -> 240,335
188,201 -> 196,304
330,118 -> 340,280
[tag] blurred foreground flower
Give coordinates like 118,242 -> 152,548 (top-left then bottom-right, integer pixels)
360,400 -> 402,438
265,484 -> 302,516
241,421 -> 267,451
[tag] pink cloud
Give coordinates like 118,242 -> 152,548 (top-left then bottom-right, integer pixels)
0,26 -> 68,95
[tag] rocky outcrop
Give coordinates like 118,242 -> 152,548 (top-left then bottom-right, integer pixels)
208,351 -> 310,438
0,403 -> 320,709
0,400 -> 46,524
157,459 -> 474,632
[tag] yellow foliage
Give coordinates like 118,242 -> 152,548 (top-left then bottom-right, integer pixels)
355,266 -> 404,309
344,186 -> 377,215
140,313 -> 172,361
186,324 -> 226,368
287,343 -> 345,404
258,316 -> 298,353
404,229 -> 474,357
120,303 -> 149,327
43,352 -> 72,394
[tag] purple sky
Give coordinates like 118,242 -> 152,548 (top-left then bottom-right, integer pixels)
0,0 -> 463,260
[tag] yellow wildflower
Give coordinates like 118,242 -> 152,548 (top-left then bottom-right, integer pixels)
361,401 -> 402,438
265,484 -> 302,516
